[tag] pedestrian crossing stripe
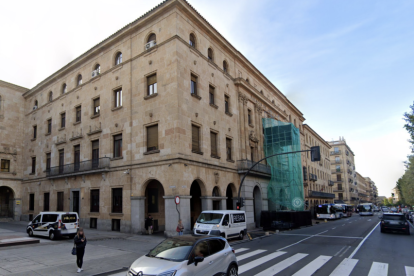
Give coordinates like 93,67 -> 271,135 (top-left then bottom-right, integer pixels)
235,248 -> 413,276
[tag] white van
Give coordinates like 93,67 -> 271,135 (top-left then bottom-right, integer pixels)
193,210 -> 247,240
26,212 -> 79,240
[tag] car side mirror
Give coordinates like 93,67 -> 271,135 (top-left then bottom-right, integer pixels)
194,256 -> 204,266
222,220 -> 229,226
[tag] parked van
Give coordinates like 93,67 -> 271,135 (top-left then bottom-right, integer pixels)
26,212 -> 79,240
193,210 -> 247,240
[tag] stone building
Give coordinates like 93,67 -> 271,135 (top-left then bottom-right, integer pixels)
355,172 -> 368,203
302,124 -> 334,213
329,137 -> 358,205
0,0 -> 328,234
365,177 -> 378,204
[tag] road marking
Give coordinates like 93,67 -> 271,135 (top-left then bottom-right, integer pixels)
329,258 -> 358,276
368,219 -> 372,221
280,233 -> 363,239
334,246 -> 347,257
342,224 -> 346,226
332,227 -> 336,230
235,248 -> 249,254
349,222 -> 380,259
276,230 -> 328,251
339,246 -> 351,257
405,266 -> 414,276
238,251 -> 286,274
292,255 -> 332,276
254,253 -> 308,276
237,249 -> 266,261
368,262 -> 388,276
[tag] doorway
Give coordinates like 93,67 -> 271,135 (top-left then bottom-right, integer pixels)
145,180 -> 165,232
253,186 -> 262,228
72,191 -> 80,214
0,186 -> 14,218
226,184 -> 235,210
190,181 -> 202,229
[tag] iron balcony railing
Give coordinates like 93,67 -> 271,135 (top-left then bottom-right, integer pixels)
330,150 -> 341,155
309,191 -> 335,199
332,169 -> 343,173
237,159 -> 271,175
333,180 -> 343,183
328,180 -> 334,186
46,157 -> 110,177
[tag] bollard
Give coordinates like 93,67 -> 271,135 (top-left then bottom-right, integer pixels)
324,219 -> 327,223
265,232 -> 269,236
276,230 -> 279,234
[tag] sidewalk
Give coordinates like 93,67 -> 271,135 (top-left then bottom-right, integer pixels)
0,222 -> 165,276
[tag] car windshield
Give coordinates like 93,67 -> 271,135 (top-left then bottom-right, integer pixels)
147,238 -> 193,262
197,213 -> 223,224
383,215 -> 405,221
359,205 -> 372,211
316,205 -> 329,214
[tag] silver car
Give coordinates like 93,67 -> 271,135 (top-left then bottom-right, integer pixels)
128,235 -> 238,276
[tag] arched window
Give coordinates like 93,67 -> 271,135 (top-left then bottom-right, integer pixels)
95,64 -> 101,74
147,33 -> 156,43
212,187 -> 220,197
34,100 -> 38,108
223,60 -> 228,73
260,90 -> 263,94
77,74 -> 82,86
0,95 -> 2,110
115,52 -> 122,65
49,91 -> 53,102
246,78 -> 249,83
189,33 -> 196,48
272,100 -> 275,104
208,48 -> 213,61
62,83 -> 67,94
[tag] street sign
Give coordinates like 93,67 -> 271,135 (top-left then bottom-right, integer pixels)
175,196 -> 180,205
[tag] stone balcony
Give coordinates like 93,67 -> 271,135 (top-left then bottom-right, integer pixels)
46,157 -> 110,179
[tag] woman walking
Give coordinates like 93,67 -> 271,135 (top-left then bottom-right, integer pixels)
177,219 -> 184,236
74,227 -> 87,273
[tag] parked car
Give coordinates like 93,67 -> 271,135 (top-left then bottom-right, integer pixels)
193,210 -> 246,240
27,212 -> 79,240
127,235 -> 238,276
381,207 -> 389,213
380,213 -> 410,235
390,207 -> 397,213
407,211 -> 414,222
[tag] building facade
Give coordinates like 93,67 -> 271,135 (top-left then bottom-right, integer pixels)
0,0 -> 329,234
356,172 -> 368,203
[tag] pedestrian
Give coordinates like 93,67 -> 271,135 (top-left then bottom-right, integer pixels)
74,227 -> 87,273
177,219 -> 184,236
145,214 -> 153,235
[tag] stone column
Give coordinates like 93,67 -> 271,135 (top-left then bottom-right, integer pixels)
163,196 -> 192,237
255,104 -> 263,161
13,198 -> 22,221
221,198 -> 227,210
201,196 -> 213,211
238,92 -> 247,160
130,196 -> 145,234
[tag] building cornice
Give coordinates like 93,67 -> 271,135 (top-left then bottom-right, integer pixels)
0,80 -> 29,93
303,124 -> 331,149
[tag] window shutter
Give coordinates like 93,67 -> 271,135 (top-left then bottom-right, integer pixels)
147,125 -> 158,151
148,75 -> 157,85
92,140 -> 99,150
226,138 -> 232,160
192,125 -> 200,152
210,132 -> 217,156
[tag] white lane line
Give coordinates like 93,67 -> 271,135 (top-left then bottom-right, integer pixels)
405,266 -> 414,276
332,227 -> 336,230
349,221 -> 380,259
368,219 -> 372,221
238,251 -> 286,274
280,234 -> 363,239
339,246 -> 351,257
292,255 -> 332,276
237,249 -> 266,261
342,224 -> 346,226
368,262 -> 388,276
334,246 -> 347,257
254,253 -> 308,276
329,258 -> 358,276
276,230 -> 328,251
235,248 -> 249,254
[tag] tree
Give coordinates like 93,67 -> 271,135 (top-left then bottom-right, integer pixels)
383,197 -> 390,206
403,102 -> 414,152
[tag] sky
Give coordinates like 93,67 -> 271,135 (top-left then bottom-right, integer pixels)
1,0 -> 413,197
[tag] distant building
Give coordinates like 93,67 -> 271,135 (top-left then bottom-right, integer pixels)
356,172 -> 369,203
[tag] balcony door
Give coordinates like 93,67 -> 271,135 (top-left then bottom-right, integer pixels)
74,145 -> 80,172
92,140 -> 99,169
58,149 -> 64,174
72,191 -> 80,215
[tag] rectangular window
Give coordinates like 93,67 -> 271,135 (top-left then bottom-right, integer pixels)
210,132 -> 218,157
250,147 -> 254,161
226,138 -> 232,161
338,193 -> 343,200
336,165 -> 341,172
75,106 -> 81,122
112,219 -> 121,231
248,110 -> 252,125
114,88 -> 122,107
90,189 -> 99,213
60,113 -> 66,128
225,95 -> 230,113
33,125 -> 37,139
113,134 -> 122,158
58,149 -> 64,174
334,147 -> 339,153
192,125 -> 200,152
209,85 -> 215,105
47,119 -> 52,134
335,157 -> 340,162
31,157 -> 36,174
93,98 -> 100,115
46,153 -> 51,171
1,159 -> 10,172
338,184 -> 343,190
92,140 -> 99,168
90,218 -> 97,229
191,75 -> 197,95
337,174 -> 341,181
147,125 -> 158,152
44,193 -> 50,211
74,145 -> 80,171
112,188 -> 122,213
147,74 -> 157,96
29,194 -> 34,211
57,192 -> 64,211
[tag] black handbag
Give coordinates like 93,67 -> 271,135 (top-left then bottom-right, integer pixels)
71,243 -> 76,255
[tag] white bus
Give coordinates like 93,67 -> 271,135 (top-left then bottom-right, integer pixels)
316,204 -> 343,220
335,204 -> 353,217
358,203 -> 374,216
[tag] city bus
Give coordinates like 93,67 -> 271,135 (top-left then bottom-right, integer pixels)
316,204 -> 343,220
358,203 -> 374,216
335,204 -> 353,217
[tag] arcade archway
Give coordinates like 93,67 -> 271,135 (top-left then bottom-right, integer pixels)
0,186 -> 14,218
144,180 -> 165,233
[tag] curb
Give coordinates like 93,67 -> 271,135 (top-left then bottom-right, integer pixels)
92,267 -> 128,276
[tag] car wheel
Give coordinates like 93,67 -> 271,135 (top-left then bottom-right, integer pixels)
238,231 -> 244,240
49,231 -> 55,240
227,264 -> 238,276
28,229 -> 33,237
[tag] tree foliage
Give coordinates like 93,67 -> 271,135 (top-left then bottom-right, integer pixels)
403,102 -> 414,153
398,156 -> 414,207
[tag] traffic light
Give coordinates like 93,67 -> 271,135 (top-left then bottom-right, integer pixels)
240,197 -> 245,207
392,193 -> 395,197
311,146 -> 321,162
236,202 -> 241,210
